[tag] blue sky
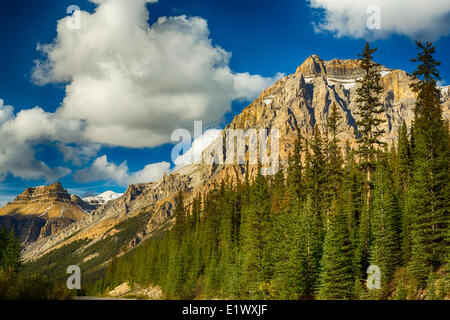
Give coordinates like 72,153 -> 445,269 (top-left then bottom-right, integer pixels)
0,0 -> 449,203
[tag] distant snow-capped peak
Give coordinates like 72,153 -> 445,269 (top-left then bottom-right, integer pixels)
83,191 -> 123,205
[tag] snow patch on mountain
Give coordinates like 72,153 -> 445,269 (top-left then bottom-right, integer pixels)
83,191 -> 123,205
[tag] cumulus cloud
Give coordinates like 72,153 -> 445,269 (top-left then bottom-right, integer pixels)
57,143 -> 102,166
2,0 -> 281,184
308,0 -> 450,40
33,0 -> 281,148
74,155 -> 170,185
0,99 -> 81,182
74,127 -> 223,185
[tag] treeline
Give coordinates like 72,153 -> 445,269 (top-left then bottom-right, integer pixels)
0,228 -> 72,300
89,42 -> 449,300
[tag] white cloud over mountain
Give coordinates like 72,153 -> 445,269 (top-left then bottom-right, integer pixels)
1,0 -> 279,185
74,128 -> 222,185
0,98 -> 169,184
308,0 -> 450,40
74,155 -> 170,186
0,99 -> 79,182
33,0 -> 281,148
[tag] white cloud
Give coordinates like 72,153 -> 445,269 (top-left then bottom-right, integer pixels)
1,106 -> 84,143
1,0 -> 281,185
308,0 -> 450,40
0,99 -> 81,182
57,143 -> 102,166
174,128 -> 222,170
33,0 -> 280,148
74,155 -> 170,185
0,100 -> 14,125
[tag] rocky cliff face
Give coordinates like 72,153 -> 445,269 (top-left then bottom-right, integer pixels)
21,55 -> 450,262
225,55 -> 444,154
196,55 -> 448,185
0,182 -> 91,244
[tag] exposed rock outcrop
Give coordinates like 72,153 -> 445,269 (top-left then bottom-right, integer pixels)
0,182 -> 91,244
108,282 -> 162,300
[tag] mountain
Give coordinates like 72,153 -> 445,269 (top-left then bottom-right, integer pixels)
225,55 -> 448,151
0,182 -> 93,244
20,55 -> 450,267
83,191 -> 123,206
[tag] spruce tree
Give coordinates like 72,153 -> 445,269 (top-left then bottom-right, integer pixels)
240,167 -> 271,298
355,42 -> 386,207
173,191 -> 186,245
305,126 -> 327,223
318,197 -> 354,299
369,151 -> 402,290
326,102 -> 344,200
287,128 -> 303,201
271,202 -> 307,299
301,195 -> 323,297
0,228 -> 21,273
271,151 -> 308,299
353,42 -> 385,286
397,121 -> 413,263
408,41 -> 449,287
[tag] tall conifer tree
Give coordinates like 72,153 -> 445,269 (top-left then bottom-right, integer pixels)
355,42 -> 385,207
408,41 -> 449,287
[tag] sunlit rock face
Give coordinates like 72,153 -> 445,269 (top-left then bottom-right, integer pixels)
0,182 -> 91,244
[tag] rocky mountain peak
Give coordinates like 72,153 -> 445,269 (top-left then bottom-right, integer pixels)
0,182 -> 91,220
14,182 -> 70,203
295,55 -> 391,81
0,182 -> 93,245
295,54 -> 326,77
83,190 -> 123,206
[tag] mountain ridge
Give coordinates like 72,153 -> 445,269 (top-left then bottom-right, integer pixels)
15,55 -> 450,263
0,182 -> 94,244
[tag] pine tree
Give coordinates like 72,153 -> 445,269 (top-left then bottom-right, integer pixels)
408,41 -> 450,287
397,121 -> 412,195
318,197 -> 354,299
305,126 -> 327,223
369,151 -> 402,290
270,165 -> 286,215
271,150 -> 308,299
352,43 -> 386,287
355,42 -> 386,207
271,201 -> 307,299
342,141 -> 364,248
0,228 -> 21,273
287,128 -> 303,201
301,195 -> 323,297
326,102 -> 344,200
240,167 -> 271,299
173,191 -> 186,245
397,121 -> 413,263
